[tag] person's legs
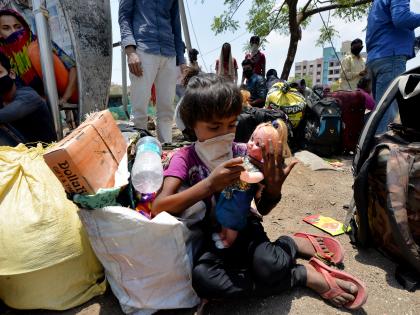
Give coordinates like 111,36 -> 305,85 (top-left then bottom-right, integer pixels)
192,219 -> 306,299
129,51 -> 159,130
370,56 -> 407,134
154,56 -> 177,143
252,236 -> 307,290
192,251 -> 255,299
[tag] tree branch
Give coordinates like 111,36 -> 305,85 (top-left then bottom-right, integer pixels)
303,0 -> 372,19
229,0 -> 247,20
301,0 -> 313,15
267,0 -> 287,34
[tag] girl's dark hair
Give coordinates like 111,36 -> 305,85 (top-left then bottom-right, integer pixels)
180,73 -> 242,129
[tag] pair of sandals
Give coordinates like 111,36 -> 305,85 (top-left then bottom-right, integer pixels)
294,232 -> 368,310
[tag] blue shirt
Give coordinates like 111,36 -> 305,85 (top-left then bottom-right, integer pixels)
119,0 -> 185,65
366,0 -> 420,63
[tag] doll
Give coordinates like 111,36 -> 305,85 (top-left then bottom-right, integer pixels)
213,119 -> 291,249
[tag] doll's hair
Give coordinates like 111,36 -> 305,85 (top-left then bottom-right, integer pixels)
254,119 -> 291,158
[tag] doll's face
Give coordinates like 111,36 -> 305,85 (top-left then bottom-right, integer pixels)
247,124 -> 279,162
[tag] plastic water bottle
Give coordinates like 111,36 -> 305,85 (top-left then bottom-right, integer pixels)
131,136 -> 163,194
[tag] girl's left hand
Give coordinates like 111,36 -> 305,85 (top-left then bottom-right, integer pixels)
258,139 -> 298,198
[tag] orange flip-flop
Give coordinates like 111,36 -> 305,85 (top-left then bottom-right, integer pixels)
294,232 -> 344,265
309,257 -> 368,310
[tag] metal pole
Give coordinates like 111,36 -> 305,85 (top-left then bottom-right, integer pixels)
178,0 -> 192,52
121,45 -> 129,118
33,0 -> 63,140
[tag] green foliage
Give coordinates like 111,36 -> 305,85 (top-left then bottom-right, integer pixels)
210,0 -> 372,39
316,25 -> 340,48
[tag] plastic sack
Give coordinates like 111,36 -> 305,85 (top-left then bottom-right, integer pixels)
79,203 -> 203,315
265,82 -> 306,128
0,144 -> 106,310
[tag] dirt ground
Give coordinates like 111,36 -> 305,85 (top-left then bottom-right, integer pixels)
3,128 -> 420,315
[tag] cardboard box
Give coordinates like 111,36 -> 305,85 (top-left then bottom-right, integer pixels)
44,110 -> 127,194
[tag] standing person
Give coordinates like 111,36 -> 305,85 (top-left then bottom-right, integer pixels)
366,0 -> 420,134
241,35 -> 266,84
153,73 -> 367,311
119,0 -> 186,143
340,39 -> 367,90
215,43 -> 238,84
242,59 -> 266,108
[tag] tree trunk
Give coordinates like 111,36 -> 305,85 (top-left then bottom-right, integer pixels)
281,0 -> 299,80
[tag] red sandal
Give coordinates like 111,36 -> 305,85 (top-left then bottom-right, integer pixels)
294,232 -> 344,265
309,257 -> 368,310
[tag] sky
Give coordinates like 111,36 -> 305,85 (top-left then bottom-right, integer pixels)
110,0 -> 420,85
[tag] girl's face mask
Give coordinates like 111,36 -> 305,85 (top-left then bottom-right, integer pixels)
195,133 -> 235,171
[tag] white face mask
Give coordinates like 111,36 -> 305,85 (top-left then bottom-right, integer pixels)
251,43 -> 259,54
195,133 -> 235,171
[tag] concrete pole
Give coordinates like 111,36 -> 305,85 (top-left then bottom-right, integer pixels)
33,0 -> 63,140
121,45 -> 129,118
178,0 -> 192,52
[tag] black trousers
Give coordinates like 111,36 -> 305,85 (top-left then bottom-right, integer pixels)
192,217 -> 307,299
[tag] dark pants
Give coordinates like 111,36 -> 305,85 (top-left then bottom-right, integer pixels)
192,217 -> 307,299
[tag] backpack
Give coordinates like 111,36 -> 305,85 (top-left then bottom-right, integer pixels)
348,67 -> 420,290
301,97 -> 341,157
235,107 -> 292,143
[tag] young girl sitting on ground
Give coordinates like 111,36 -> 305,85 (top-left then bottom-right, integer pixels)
152,74 -> 367,310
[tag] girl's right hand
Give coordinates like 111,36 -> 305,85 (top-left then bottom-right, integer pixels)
206,157 -> 244,193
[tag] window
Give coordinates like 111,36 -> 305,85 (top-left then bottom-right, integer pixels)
335,78 -> 339,81
329,70 -> 333,75
317,64 -> 321,68
310,64 -> 314,68
295,66 -> 301,70
334,69 -> 340,74
316,79 -> 321,83
317,71 -> 321,75
303,66 -> 307,70
329,62 -> 334,67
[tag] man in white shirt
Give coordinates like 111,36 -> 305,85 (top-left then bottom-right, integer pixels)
340,39 -> 367,90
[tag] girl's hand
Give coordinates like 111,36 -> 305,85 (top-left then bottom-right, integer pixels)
258,140 -> 298,198
206,157 -> 244,193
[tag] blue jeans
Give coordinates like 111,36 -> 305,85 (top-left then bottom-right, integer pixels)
368,56 -> 407,135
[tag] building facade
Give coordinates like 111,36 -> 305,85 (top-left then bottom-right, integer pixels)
294,40 -> 367,87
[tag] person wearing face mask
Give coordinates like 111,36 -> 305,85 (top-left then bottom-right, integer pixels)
0,52 -> 56,145
153,74 -> 368,310
0,9 -> 77,105
242,59 -> 267,108
241,35 -> 266,84
339,38 -> 367,90
215,42 -> 238,84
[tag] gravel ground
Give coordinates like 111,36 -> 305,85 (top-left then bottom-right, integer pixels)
3,127 -> 420,315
